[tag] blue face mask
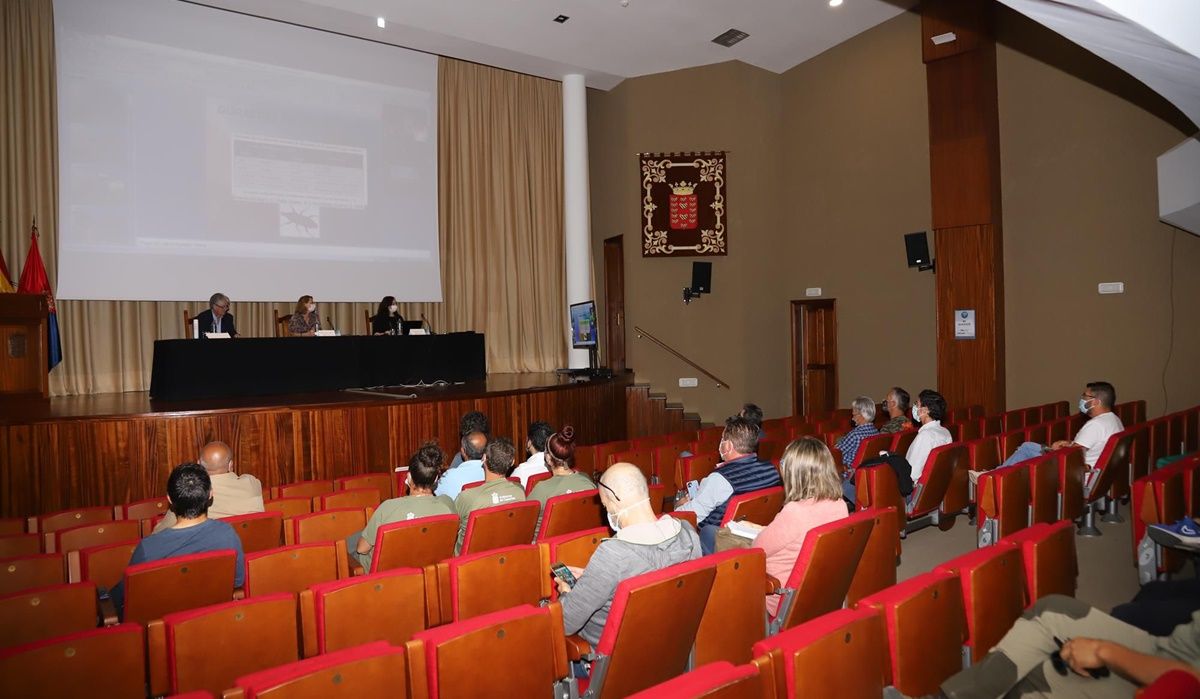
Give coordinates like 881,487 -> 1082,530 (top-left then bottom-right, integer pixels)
1079,398 -> 1093,414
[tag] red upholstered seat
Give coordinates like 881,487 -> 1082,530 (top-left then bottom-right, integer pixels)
223,512 -> 284,554
537,527 -> 607,601
54,520 -> 141,556
752,606 -> 888,698
719,487 -> 784,527
1055,447 -> 1087,522
846,506 -> 900,605
677,453 -> 721,489
228,640 -> 409,699
119,496 -> 170,522
0,518 -> 24,536
0,582 -> 99,650
298,567 -> 427,656
850,433 -> 894,469
1000,410 -> 1025,433
769,510 -> 874,634
1027,453 -> 1061,525
1079,430 -> 1136,534
73,540 -> 137,589
273,480 -> 334,501
262,497 -> 312,521
370,514 -> 459,573
35,507 -> 113,536
0,533 -> 39,559
694,548 -> 768,666
580,556 -> 717,698
1136,669 -> 1200,699
290,508 -> 367,546
0,623 -> 146,699
976,464 -> 1030,546
333,472 -> 393,500
123,549 -> 237,625
907,443 -> 966,530
316,488 -> 381,513
244,543 -> 343,597
433,544 -> 543,624
857,570 -> 967,697
0,552 -> 65,596
626,661 -> 770,699
608,448 -> 655,480
934,545 -> 1026,665
405,604 -> 570,699
460,501 -> 539,555
536,490 -> 604,541
999,520 -> 1077,601
524,471 -> 552,496
1131,469 -> 1186,580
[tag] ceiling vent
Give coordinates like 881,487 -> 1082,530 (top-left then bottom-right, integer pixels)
711,29 -> 749,48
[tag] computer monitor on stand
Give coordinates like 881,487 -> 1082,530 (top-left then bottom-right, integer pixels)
569,300 -> 599,373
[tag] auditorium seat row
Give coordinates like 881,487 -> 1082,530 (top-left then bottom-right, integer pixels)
1132,452 -> 1199,582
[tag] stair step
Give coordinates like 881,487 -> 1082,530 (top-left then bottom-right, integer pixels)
683,413 -> 701,422
665,403 -> 684,411
648,393 -> 668,401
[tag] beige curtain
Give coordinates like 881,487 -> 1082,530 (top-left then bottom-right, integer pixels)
1,0 -> 565,395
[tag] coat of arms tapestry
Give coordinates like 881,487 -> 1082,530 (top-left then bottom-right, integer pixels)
640,152 -> 727,257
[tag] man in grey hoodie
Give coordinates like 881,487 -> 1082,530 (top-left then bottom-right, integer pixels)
555,462 -> 703,645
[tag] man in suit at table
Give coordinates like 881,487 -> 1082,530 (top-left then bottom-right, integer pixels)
193,293 -> 238,338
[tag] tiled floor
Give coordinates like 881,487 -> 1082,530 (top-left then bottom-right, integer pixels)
897,509 -> 1143,612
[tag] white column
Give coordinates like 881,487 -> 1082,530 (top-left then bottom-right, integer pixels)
563,73 -> 593,369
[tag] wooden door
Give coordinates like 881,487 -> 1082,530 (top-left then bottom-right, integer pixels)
791,300 -> 838,417
603,235 -> 626,372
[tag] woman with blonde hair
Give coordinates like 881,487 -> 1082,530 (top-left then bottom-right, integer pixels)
746,436 -> 848,615
288,294 -> 321,336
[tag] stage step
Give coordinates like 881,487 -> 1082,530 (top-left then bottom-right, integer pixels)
624,381 -> 704,439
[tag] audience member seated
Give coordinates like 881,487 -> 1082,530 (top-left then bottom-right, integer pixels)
436,431 -> 488,500
740,402 -> 764,435
879,387 -> 912,434
287,294 -> 322,335
835,396 -> 881,497
370,295 -> 404,335
995,381 -> 1124,472
736,437 -> 848,616
349,442 -> 454,571
453,438 -> 525,554
154,441 -> 263,532
111,463 -> 246,617
528,426 -> 595,532
511,421 -> 553,488
906,389 -> 952,483
675,416 -> 782,554
556,463 -> 702,646
937,594 -> 1200,699
449,410 -> 490,469
193,292 -> 238,338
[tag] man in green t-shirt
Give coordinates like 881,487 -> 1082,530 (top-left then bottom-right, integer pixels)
350,442 -> 454,572
454,437 -> 526,554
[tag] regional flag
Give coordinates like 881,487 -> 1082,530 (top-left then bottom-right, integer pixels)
0,245 -> 14,292
17,222 -> 62,370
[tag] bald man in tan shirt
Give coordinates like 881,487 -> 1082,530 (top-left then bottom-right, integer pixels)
153,441 -> 264,532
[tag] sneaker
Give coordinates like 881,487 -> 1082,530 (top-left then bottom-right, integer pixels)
1148,516 -> 1200,552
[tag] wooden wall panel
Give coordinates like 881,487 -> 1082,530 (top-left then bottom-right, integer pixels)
0,376 -> 631,518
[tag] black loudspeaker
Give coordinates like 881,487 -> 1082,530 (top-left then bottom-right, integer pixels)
691,261 -> 712,293
904,231 -> 933,270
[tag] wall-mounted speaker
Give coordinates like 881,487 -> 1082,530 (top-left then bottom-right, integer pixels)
904,231 -> 934,272
691,261 -> 712,294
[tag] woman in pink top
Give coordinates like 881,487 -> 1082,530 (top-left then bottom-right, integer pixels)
746,436 -> 848,616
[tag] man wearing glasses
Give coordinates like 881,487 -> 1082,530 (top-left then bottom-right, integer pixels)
194,292 -> 239,338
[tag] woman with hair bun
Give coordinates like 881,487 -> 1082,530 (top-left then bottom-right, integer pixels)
528,425 -> 595,517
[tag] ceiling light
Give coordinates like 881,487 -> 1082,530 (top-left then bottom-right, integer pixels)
553,14 -> 569,23
829,0 -> 843,6
711,29 -> 749,48
376,17 -> 386,29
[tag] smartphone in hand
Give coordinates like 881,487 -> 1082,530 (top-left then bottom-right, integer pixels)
551,562 -> 577,588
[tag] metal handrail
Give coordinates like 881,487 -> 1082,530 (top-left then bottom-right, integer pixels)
633,326 -> 731,389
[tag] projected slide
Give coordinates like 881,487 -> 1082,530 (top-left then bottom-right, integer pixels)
54,0 -> 441,302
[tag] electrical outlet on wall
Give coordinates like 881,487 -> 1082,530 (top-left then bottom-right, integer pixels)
679,378 -> 698,388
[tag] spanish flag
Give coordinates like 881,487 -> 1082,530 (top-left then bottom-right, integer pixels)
17,222 -> 62,370
0,245 -> 13,292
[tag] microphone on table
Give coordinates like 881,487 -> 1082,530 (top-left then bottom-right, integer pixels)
326,316 -> 337,335
421,313 -> 434,335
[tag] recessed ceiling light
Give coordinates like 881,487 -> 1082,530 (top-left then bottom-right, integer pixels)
376,17 -> 386,28
829,0 -> 843,6
553,14 -> 569,23
711,29 -> 749,48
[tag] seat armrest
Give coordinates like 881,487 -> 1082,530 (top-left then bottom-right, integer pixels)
99,597 -> 119,626
565,634 -> 593,661
765,574 -> 782,595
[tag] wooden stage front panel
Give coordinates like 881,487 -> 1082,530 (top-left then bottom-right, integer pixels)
0,373 -> 631,518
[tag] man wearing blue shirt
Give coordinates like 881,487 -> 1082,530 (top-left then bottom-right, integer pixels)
836,396 -> 882,504
435,431 -> 489,500
110,462 -> 245,618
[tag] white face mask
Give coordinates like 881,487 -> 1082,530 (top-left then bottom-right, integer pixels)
306,303 -> 316,313
389,304 -> 398,313
1079,398 -> 1093,414
607,498 -> 649,532
912,405 -> 921,421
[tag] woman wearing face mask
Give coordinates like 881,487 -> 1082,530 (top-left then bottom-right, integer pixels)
288,294 -> 322,336
371,295 -> 405,335
528,426 -> 594,533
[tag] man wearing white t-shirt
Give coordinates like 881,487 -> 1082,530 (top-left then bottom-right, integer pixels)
988,381 -> 1125,474
511,421 -> 553,488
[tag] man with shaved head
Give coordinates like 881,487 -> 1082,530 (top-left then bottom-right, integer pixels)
435,431 -> 489,500
153,441 -> 263,531
555,463 -> 702,646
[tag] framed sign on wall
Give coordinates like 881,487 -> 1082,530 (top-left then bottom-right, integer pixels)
639,151 -> 727,257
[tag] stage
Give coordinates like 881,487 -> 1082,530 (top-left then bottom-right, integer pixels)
0,372 -> 632,518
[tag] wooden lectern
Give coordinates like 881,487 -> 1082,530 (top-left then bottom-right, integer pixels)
0,293 -> 50,398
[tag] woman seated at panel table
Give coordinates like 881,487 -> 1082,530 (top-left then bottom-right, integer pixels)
288,295 -> 322,336
371,295 -> 405,335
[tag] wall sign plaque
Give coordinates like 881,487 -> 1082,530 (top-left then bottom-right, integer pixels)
9,333 -> 27,359
640,151 -> 727,257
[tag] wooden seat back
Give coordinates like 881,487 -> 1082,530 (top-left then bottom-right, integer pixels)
148,593 -> 298,697
858,571 -> 967,697
74,541 -> 136,589
123,549 -> 236,625
1024,422 -> 1048,446
0,582 -> 97,649
0,623 -> 145,698
119,497 -> 170,522
850,433 -> 894,469
846,506 -> 900,605
299,567 -> 426,656
0,533 -> 40,559
244,543 -> 344,597
966,436 -> 1000,474
461,501 -> 539,556
677,453 -> 721,488
1000,410 -> 1025,433
907,444 -> 956,519
316,488 -> 381,513
227,640 -> 410,699
434,544 -> 542,624
291,508 -> 367,546
997,430 -> 1025,464
1028,453 -> 1060,525
890,430 -> 917,454
334,473 -> 393,501
977,465 -> 1030,541
753,607 -> 888,698
0,553 -> 64,596
524,472 -> 552,496
631,434 -> 670,450
774,511 -> 874,632
593,441 -> 631,472
719,486 -> 784,527
371,515 -> 459,573
224,512 -> 284,553
1132,471 -> 1186,577
36,507 -> 112,536
608,449 -> 654,480
1048,417 -> 1070,444
999,520 -> 1077,600
536,490 -> 604,540
1089,431 -> 1135,504
1055,447 -> 1087,521
935,545 -> 1026,664
694,548 -> 768,667
0,519 -> 24,536
538,527 -> 606,601
1166,412 -> 1187,456
54,520 -> 141,555
574,445 -> 599,477
1129,425 -> 1151,485
854,465 -> 906,531
275,480 -> 334,501
934,444 -> 971,519
263,497 -> 313,520
628,661 -> 775,699
590,558 -> 718,699
405,604 -> 569,699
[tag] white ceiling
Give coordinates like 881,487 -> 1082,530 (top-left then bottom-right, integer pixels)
192,0 -> 914,90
